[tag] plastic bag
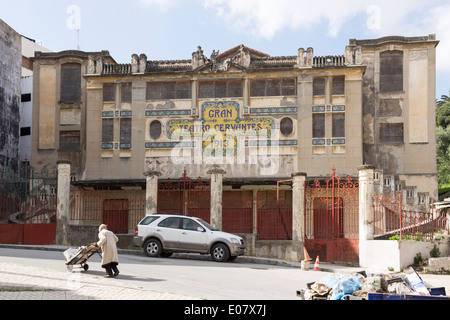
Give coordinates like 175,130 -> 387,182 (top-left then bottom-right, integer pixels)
330,276 -> 362,300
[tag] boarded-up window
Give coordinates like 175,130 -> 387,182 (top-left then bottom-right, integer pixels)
380,123 -> 404,144
380,51 -> 403,93
199,80 -> 243,98
250,78 -> 296,97
121,83 -> 132,103
120,118 -> 132,144
313,114 -> 325,138
61,63 -> 81,103
102,119 -> 114,142
59,131 -> 80,151
103,84 -> 115,102
332,113 -> 345,138
313,77 -> 326,96
146,81 -> 192,100
379,99 -> 402,117
332,76 -> 345,95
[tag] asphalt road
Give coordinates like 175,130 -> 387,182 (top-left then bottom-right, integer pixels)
0,247 -> 329,300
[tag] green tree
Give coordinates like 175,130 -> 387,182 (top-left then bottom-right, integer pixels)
436,93 -> 450,129
436,92 -> 450,186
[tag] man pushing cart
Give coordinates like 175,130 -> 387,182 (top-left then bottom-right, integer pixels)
64,224 -> 120,278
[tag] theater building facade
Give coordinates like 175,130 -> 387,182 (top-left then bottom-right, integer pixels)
30,35 -> 439,262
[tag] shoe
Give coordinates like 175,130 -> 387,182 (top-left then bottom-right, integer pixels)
113,270 -> 119,277
104,274 -> 113,278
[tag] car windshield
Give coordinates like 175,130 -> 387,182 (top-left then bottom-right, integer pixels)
195,218 -> 218,231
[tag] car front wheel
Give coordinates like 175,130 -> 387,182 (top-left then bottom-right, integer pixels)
211,243 -> 230,262
143,239 -> 162,257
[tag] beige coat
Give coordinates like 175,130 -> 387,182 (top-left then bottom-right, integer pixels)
97,229 -> 119,266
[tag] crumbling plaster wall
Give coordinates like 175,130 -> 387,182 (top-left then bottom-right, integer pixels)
0,20 -> 21,173
361,40 -> 438,199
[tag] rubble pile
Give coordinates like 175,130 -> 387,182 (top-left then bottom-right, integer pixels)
298,267 -> 449,300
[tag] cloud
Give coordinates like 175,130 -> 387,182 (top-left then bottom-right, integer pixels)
139,0 -> 179,11
421,5 -> 450,73
201,0 -> 442,40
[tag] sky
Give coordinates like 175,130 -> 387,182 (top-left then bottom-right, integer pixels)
1,0 -> 449,98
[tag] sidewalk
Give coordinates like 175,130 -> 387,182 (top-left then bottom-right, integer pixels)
0,245 -> 449,300
0,244 -> 202,300
0,262 -> 201,300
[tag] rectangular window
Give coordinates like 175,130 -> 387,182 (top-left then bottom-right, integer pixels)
120,118 -> 132,145
313,114 -> 325,138
61,63 -> 81,103
146,81 -> 192,100
199,80 -> 243,98
21,93 -> 31,102
380,51 -> 403,93
121,83 -> 132,103
103,84 -> 116,102
59,131 -> 81,151
250,78 -> 296,97
332,76 -> 345,95
313,77 -> 326,96
332,113 -> 345,138
102,119 -> 114,143
380,123 -> 404,144
20,127 -> 31,136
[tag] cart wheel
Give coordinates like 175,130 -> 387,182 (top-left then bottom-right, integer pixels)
67,265 -> 74,273
83,264 -> 89,271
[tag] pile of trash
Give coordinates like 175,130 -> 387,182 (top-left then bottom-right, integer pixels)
298,267 -> 449,300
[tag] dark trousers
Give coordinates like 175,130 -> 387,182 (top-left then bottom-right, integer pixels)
103,262 -> 119,276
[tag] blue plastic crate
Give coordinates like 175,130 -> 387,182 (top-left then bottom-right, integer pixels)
368,293 -> 450,300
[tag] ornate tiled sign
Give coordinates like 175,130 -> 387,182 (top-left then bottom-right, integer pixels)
166,101 -> 276,154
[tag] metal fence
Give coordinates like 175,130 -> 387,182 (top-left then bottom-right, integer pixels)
70,188 -> 146,234
0,163 -> 57,224
373,193 -> 448,241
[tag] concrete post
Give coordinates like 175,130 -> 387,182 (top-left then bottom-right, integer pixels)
292,172 -> 307,260
144,170 -> 161,215
358,165 -> 375,267
207,166 -> 226,230
358,165 -> 375,241
56,160 -> 71,246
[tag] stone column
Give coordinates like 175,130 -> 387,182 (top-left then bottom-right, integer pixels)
292,172 -> 307,260
144,170 -> 161,215
358,165 -> 375,241
56,160 -> 71,246
358,165 -> 375,267
207,166 -> 226,230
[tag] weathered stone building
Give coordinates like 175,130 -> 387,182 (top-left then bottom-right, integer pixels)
30,35 -> 440,260
0,19 -> 21,174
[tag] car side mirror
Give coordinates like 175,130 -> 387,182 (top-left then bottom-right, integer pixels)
197,226 -> 205,232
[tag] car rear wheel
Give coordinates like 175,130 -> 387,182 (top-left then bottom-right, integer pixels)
211,243 -> 230,262
143,239 -> 162,257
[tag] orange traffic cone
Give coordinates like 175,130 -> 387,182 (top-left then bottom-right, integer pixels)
313,256 -> 320,271
303,248 -> 312,262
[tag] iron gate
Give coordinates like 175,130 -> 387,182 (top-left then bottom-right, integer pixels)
157,170 -> 210,221
0,163 -> 57,245
305,169 -> 359,263
258,190 -> 293,240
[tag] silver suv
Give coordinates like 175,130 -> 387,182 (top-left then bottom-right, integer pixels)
133,214 -> 245,262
